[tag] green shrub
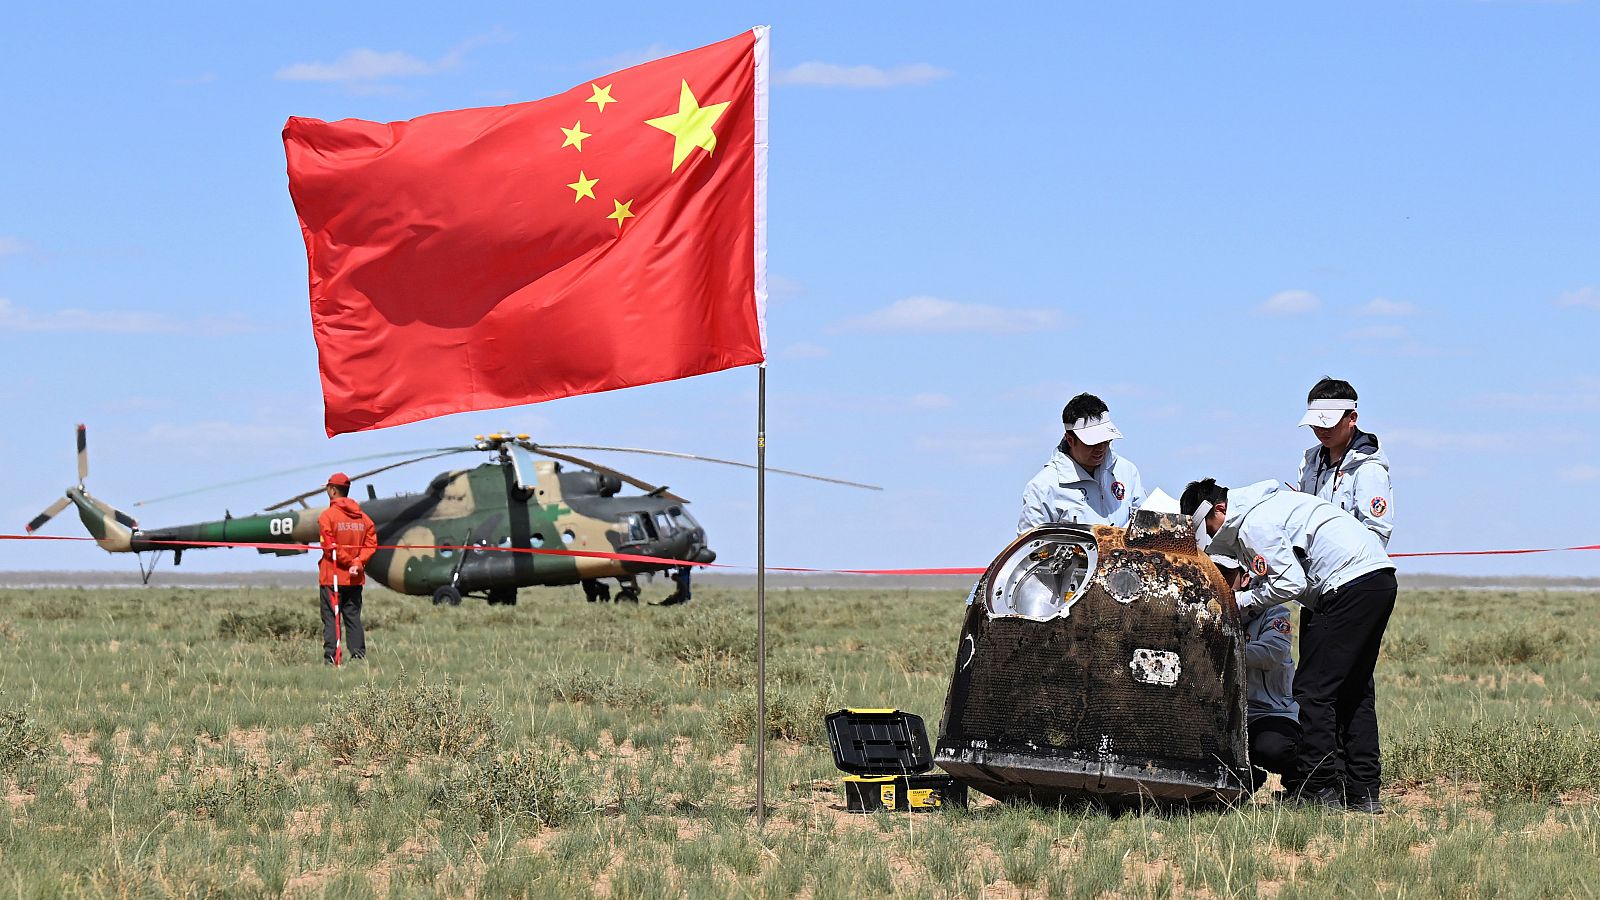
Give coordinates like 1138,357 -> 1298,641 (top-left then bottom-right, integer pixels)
1447,627 -> 1567,666
1386,719 -> 1600,799
316,671 -> 500,763
0,695 -> 49,772
1382,633 -> 1430,662
179,761 -> 292,820
433,745 -> 591,828
540,668 -> 665,713
654,605 -> 758,663
712,663 -> 838,744
217,608 -> 316,641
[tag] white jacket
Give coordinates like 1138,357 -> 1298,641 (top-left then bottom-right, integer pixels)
1244,604 -> 1299,723
1018,444 -> 1145,531
1297,429 -> 1393,546
1205,480 -> 1391,614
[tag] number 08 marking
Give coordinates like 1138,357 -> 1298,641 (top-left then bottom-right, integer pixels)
268,517 -> 295,536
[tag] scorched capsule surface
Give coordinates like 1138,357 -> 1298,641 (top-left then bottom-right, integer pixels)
935,509 -> 1252,807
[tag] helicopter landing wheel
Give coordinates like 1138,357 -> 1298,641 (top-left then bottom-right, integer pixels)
432,585 -> 462,607
487,587 -> 517,606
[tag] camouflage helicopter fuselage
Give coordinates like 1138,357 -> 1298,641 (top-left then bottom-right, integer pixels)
64,456 -> 714,597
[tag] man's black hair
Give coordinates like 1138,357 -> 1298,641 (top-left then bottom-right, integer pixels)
1307,377 -> 1357,404
1180,478 -> 1229,516
1062,393 -> 1109,426
330,484 -> 350,498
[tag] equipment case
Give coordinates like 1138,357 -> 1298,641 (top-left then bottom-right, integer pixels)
826,708 -> 968,813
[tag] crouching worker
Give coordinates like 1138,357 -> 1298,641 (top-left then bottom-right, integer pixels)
1215,555 -> 1301,793
319,472 -> 378,664
1183,479 -> 1395,813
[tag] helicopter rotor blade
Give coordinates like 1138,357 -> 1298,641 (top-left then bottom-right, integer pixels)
133,447 -> 467,508
76,424 -> 89,484
518,441 -> 687,503
262,448 -> 477,511
536,444 -> 882,491
26,497 -> 71,534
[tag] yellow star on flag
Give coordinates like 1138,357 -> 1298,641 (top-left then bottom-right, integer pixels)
645,80 -> 730,172
560,122 -> 591,151
586,83 -> 616,112
607,198 -> 635,227
567,171 -> 598,202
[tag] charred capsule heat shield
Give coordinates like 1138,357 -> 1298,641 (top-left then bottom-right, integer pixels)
934,510 -> 1251,807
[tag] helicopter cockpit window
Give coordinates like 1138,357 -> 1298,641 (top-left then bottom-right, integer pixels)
624,515 -> 648,543
668,506 -> 698,531
508,446 -> 542,494
987,533 -> 1099,621
653,512 -> 676,536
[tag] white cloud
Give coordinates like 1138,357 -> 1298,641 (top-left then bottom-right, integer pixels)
1556,286 -> 1600,309
775,62 -> 950,88
1359,298 -> 1417,316
277,28 -> 509,84
1383,428 -> 1504,452
1257,290 -> 1320,315
767,274 -> 806,303
909,393 -> 953,410
277,49 -> 445,82
1344,325 -> 1409,340
1561,464 -> 1600,484
0,237 -> 29,256
0,298 -> 266,335
590,43 -> 680,73
777,341 -> 830,360
140,421 -> 305,448
833,296 -> 1063,334
912,433 -> 1030,466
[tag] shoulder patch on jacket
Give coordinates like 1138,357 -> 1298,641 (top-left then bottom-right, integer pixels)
1271,617 -> 1292,635
1371,496 -> 1388,517
1251,555 -> 1269,577
1112,481 -> 1125,501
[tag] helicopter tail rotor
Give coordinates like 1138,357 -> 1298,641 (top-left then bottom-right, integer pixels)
24,426 -> 138,551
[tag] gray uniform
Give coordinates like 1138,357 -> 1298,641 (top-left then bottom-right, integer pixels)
1244,604 -> 1299,723
1297,430 -> 1393,546
1018,444 -> 1145,531
1205,480 -> 1391,615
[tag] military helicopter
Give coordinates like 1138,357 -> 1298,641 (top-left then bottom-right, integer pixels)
25,426 -> 877,606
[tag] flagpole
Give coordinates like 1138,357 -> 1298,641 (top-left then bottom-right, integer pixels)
755,362 -> 767,828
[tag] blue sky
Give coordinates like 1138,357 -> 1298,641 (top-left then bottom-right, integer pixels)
3,1 -> 1597,579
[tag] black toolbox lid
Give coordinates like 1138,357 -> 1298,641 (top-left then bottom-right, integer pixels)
826,708 -> 933,776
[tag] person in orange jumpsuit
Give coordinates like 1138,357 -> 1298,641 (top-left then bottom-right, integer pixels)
318,472 -> 377,664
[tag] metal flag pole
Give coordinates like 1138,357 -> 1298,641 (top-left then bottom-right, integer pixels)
756,363 -> 767,828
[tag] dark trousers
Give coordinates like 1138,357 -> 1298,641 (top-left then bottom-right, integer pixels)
1292,568 -> 1396,799
1249,716 -> 1302,792
320,584 -> 366,661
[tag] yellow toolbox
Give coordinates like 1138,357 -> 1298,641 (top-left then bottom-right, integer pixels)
826,708 -> 968,813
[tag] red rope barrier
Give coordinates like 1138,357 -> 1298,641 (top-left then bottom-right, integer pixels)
2,533 -> 1598,576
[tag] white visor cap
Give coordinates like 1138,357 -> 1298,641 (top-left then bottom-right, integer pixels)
1298,399 -> 1356,428
1067,413 -> 1123,445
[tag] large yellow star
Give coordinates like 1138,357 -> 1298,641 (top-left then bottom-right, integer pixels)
645,80 -> 730,172
567,171 -> 598,202
586,83 -> 616,112
560,121 -> 590,151
607,198 -> 635,227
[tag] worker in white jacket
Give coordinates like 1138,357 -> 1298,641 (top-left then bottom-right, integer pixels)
1183,478 -> 1395,813
1018,393 -> 1145,531
1213,555 -> 1301,794
1296,378 -> 1393,546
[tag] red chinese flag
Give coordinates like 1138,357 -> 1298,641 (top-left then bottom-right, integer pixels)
285,29 -> 768,435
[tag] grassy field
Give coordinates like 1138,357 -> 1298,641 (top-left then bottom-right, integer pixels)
0,583 -> 1595,898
